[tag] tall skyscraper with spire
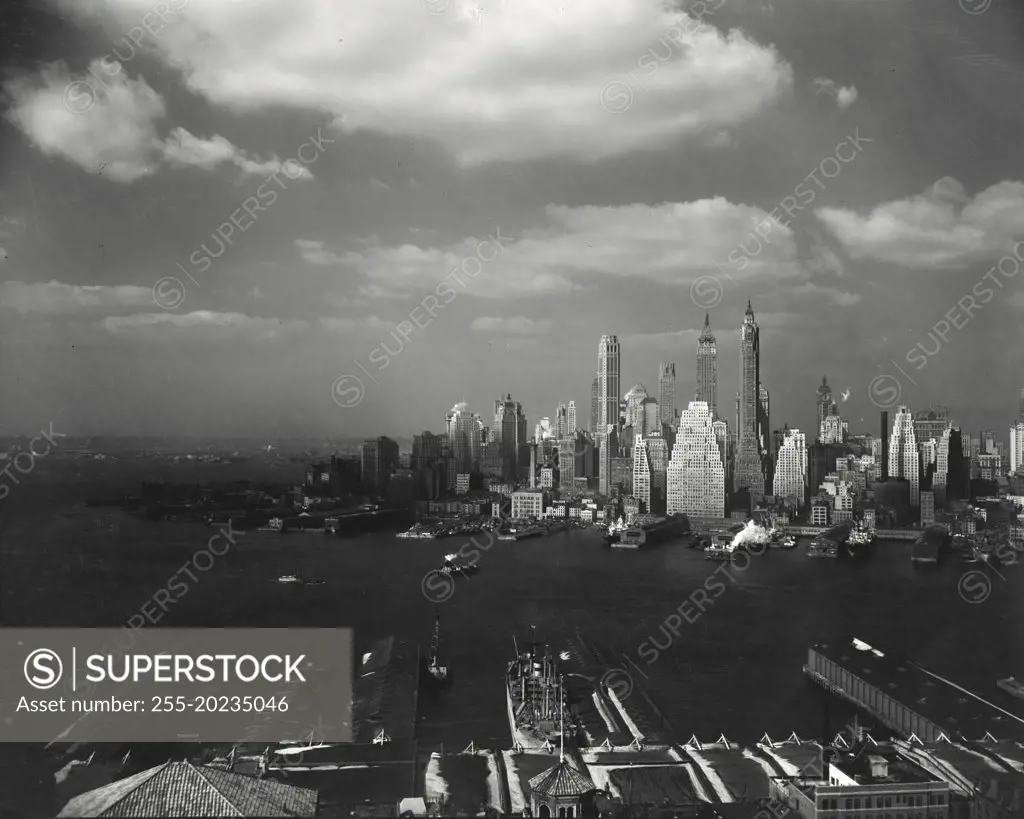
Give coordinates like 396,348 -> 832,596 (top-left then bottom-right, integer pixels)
598,335 -> 620,440
734,301 -> 766,501
658,363 -> 676,426
696,313 -> 718,419
889,405 -> 920,506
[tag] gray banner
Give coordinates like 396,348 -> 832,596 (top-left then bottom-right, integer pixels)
0,628 -> 352,743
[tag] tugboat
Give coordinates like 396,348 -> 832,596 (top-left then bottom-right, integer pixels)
779,535 -> 797,549
424,614 -> 452,687
270,575 -> 325,585
440,553 -> 479,576
845,523 -> 874,559
603,517 -> 626,547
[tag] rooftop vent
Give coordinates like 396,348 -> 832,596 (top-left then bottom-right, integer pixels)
867,755 -> 889,779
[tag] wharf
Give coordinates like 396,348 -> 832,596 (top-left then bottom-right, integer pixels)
805,635 -> 1024,743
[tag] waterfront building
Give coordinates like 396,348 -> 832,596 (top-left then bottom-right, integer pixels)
610,455 -> 633,497
696,313 -> 718,418
493,394 -> 528,481
539,466 -> 554,489
528,756 -> 597,819
773,428 -> 807,509
1010,421 -> 1024,476
590,375 -> 600,433
558,437 -> 576,491
598,335 -> 621,441
889,406 -> 921,506
816,376 -> 836,441
666,401 -> 725,517
361,436 -> 399,492
833,481 -> 854,523
511,489 -> 544,519
920,489 -> 935,525
768,745 -> 950,819
658,363 -> 677,426
633,437 -> 652,513
567,401 -> 577,436
811,499 -> 829,526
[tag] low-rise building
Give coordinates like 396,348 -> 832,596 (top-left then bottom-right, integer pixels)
511,490 -> 544,519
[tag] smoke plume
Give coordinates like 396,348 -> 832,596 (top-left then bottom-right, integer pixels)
730,520 -> 770,550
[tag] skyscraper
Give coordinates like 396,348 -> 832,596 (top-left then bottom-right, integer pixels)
666,401 -> 725,517
645,434 -> 669,514
888,405 -> 920,507
590,376 -> 600,432
361,436 -> 399,492
567,401 -> 577,436
696,314 -> 717,419
816,376 -> 835,440
445,404 -> 483,475
1010,421 -> 1024,476
658,363 -> 677,426
624,384 -> 649,430
734,302 -> 766,500
555,402 -> 568,438
493,394 -> 528,481
598,335 -> 621,440
558,437 -> 576,491
773,428 -> 807,508
632,437 -> 651,513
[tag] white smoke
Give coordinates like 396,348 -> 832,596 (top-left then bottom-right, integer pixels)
730,520 -> 770,550
451,402 -> 469,413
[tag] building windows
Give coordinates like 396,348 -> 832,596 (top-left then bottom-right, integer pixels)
846,799 -> 853,810
855,799 -> 861,809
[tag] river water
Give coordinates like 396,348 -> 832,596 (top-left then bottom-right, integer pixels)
3,469 -> 1024,812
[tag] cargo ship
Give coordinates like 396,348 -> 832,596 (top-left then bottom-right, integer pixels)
603,517 -> 626,546
506,628 -> 579,752
614,514 -> 688,549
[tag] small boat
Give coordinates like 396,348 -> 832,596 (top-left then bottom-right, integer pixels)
704,544 -> 733,561
270,575 -> 324,585
997,677 -> 1024,700
779,536 -> 797,549
807,540 -> 837,558
424,614 -> 452,686
440,553 -> 478,575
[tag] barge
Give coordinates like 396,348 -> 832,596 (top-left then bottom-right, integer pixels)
615,514 -> 688,549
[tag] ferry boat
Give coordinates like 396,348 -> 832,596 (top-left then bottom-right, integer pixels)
424,614 -> 451,686
271,575 -> 324,585
997,677 -> 1024,700
397,524 -> 436,539
704,544 -> 733,561
506,628 -> 578,752
257,518 -> 284,533
498,525 -> 545,541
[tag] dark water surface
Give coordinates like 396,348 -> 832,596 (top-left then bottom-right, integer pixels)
3,465 -> 1024,813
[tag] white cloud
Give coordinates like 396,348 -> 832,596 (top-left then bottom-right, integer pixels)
792,282 -> 862,306
816,178 -> 1024,269
0,280 -> 153,313
813,77 -> 858,109
4,61 -> 312,183
470,316 -> 553,335
56,0 -> 793,164
99,311 -> 308,341
622,328 -> 700,352
311,198 -> 808,300
369,177 -> 391,191
319,316 -> 390,333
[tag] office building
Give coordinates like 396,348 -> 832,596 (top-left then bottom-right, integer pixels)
632,437 -> 652,513
511,489 -> 544,519
599,426 -> 617,495
555,402 -> 568,438
1011,421 -> 1024,476
734,302 -> 767,500
773,428 -> 807,509
598,335 -> 621,440
666,401 -> 725,517
913,406 -> 950,446
625,384 -> 649,430
981,429 -> 998,455
590,375 -> 600,433
920,489 -> 935,525
642,397 -> 660,437
658,363 -> 676,426
493,394 -> 528,482
889,406 -> 920,507
566,401 -> 577,436
645,434 -> 669,514
558,437 -> 576,491
696,313 -> 718,418
539,467 -> 554,489
360,436 -> 399,492
816,376 -> 836,441
821,414 -> 847,445
445,405 -> 483,476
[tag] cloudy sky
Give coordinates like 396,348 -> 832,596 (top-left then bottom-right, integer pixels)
1,0 -> 1022,439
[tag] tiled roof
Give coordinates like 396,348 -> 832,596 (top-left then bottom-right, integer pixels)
57,760 -> 318,817
528,759 -> 595,798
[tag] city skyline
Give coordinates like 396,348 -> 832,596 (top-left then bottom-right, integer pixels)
2,1 -> 1024,438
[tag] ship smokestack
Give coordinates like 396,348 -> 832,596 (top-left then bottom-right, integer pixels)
880,411 -> 889,482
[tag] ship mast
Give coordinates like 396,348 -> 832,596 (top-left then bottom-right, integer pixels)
559,674 -> 565,763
